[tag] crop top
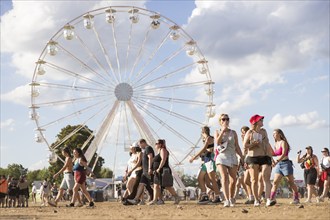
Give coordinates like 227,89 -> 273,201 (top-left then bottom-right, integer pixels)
73,158 -> 85,172
274,146 -> 289,157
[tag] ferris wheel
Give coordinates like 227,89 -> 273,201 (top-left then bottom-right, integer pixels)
30,6 -> 215,173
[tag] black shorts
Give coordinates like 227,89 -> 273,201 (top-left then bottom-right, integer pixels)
304,168 -> 317,185
0,192 -> 6,199
140,173 -> 153,186
153,172 -> 161,185
246,156 -> 272,166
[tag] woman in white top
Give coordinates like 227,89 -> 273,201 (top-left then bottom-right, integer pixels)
215,114 -> 243,207
317,148 -> 330,202
123,143 -> 142,199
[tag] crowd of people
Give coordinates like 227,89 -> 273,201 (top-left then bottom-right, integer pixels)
187,114 -> 330,207
0,114 -> 329,209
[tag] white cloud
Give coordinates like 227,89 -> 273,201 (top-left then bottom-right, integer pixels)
1,1 -> 147,79
1,84 -> 30,106
184,1 -> 329,106
28,159 -> 49,171
0,118 -> 15,131
269,111 -> 328,129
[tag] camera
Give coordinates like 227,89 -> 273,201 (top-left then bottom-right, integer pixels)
297,150 -> 302,155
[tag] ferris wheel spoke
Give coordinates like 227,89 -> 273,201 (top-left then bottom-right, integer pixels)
135,94 -> 209,106
45,62 -> 111,89
34,94 -> 110,108
133,98 -> 203,126
91,24 -> 119,83
134,62 -> 195,89
134,101 -> 196,147
110,22 -> 121,81
131,30 -> 171,83
56,44 -> 113,85
127,25 -> 153,82
133,45 -> 186,86
38,82 -> 113,94
134,80 -> 209,94
38,99 -> 110,130
75,35 -> 117,86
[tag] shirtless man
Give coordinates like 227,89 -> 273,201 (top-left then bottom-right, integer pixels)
49,147 -> 81,207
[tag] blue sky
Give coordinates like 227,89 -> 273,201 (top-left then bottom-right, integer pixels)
1,1 -> 329,180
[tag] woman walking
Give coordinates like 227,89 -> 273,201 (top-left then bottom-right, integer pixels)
268,129 -> 300,206
317,148 -> 330,202
215,114 -> 243,207
67,147 -> 94,207
149,139 -> 180,205
49,147 -> 81,207
190,126 -> 222,204
297,146 -> 319,203
243,114 -> 272,207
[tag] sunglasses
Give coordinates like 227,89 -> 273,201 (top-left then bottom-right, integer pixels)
221,118 -> 230,121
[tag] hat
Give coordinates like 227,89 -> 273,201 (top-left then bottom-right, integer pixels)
156,139 -> 165,145
130,142 -> 139,148
305,146 -> 313,150
249,114 -> 264,125
321,148 -> 329,152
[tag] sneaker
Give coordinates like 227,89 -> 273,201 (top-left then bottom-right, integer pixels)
66,203 -> 74,207
174,196 -> 180,205
157,199 -> 165,205
316,197 -> 324,203
147,200 -> 156,205
127,199 -> 140,205
197,195 -> 209,205
290,199 -> 300,204
211,197 -> 222,204
223,200 -> 230,207
48,201 -> 57,207
122,200 -> 133,206
266,199 -> 276,207
229,198 -> 235,207
244,199 -> 255,204
138,200 -> 146,205
304,199 -> 312,203
254,200 -> 261,207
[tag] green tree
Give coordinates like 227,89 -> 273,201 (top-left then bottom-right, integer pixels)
181,174 -> 198,187
4,164 -> 27,179
48,124 -> 105,178
98,167 -> 113,178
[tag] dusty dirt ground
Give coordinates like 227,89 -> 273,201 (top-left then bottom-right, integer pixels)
0,198 -> 329,220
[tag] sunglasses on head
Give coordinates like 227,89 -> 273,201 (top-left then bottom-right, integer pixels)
221,118 -> 230,121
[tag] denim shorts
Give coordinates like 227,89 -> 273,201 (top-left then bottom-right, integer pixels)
274,160 -> 293,176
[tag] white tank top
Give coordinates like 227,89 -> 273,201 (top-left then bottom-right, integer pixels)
322,156 -> 330,168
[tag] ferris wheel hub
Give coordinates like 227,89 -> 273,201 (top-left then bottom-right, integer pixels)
114,83 -> 133,101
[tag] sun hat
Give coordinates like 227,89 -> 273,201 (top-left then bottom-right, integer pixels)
249,114 -> 264,125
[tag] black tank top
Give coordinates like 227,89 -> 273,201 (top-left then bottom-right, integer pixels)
152,149 -> 170,171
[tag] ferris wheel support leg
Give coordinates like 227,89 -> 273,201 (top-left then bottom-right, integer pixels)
85,100 -> 120,164
126,100 -> 156,145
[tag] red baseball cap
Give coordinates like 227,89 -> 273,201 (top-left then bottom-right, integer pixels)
249,114 -> 264,124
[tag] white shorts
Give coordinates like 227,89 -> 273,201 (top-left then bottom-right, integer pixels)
216,153 -> 238,167
60,172 -> 75,190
